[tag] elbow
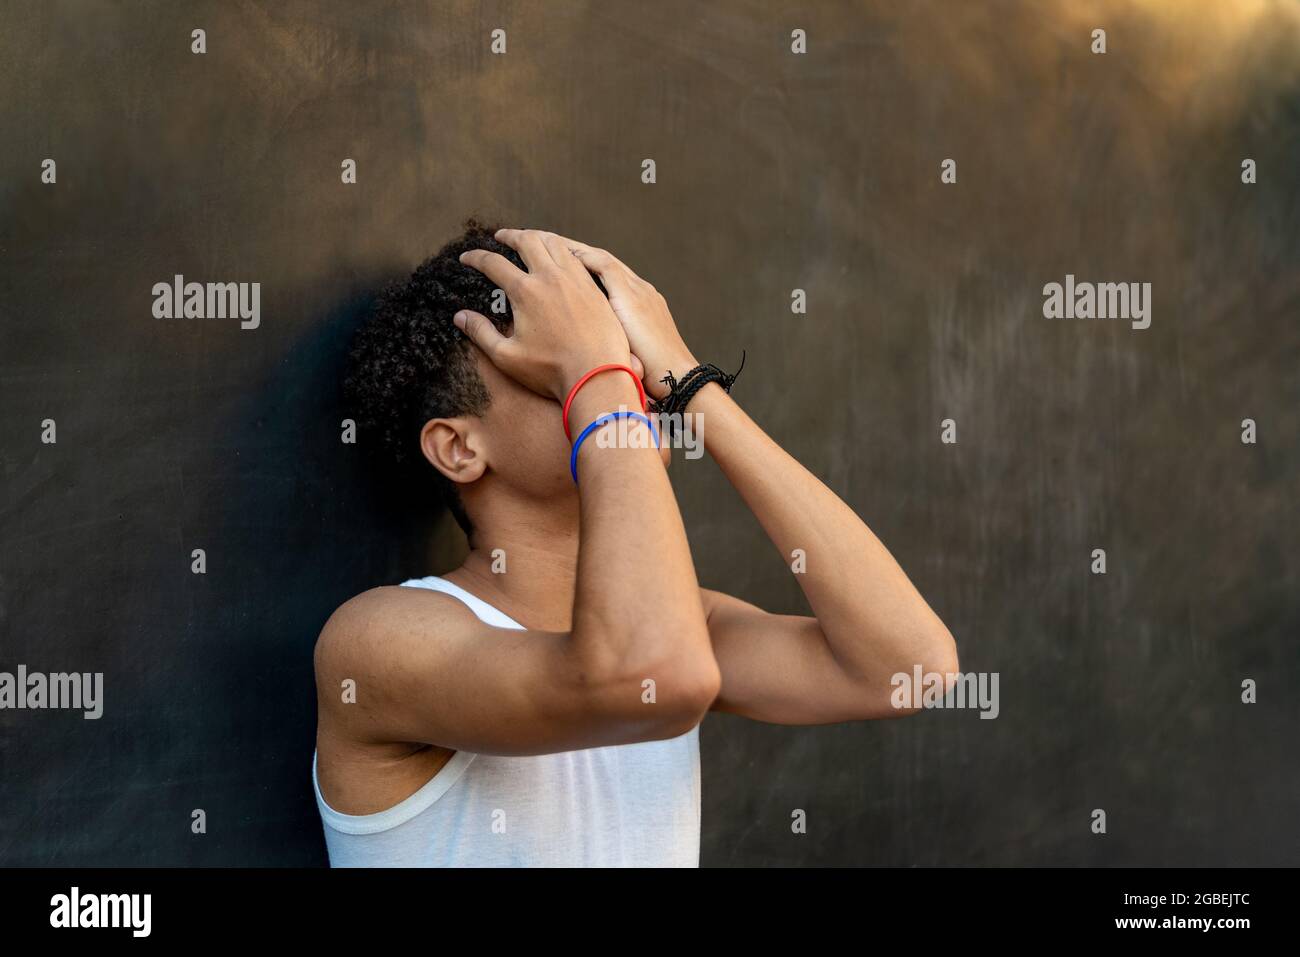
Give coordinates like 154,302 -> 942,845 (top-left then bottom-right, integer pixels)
572,623 -> 720,741
601,650 -> 720,741
626,646 -> 720,740
653,655 -> 722,737
924,624 -> 960,684
879,622 -> 960,720
902,614 -> 959,685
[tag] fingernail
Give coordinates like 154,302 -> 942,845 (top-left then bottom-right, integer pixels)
453,311 -> 466,327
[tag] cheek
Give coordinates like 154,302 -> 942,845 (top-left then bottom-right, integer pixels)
481,380 -> 572,486
533,419 -> 578,485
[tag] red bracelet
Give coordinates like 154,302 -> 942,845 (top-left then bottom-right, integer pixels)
562,364 -> 647,441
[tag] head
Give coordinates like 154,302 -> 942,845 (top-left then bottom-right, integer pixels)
344,220 -> 623,545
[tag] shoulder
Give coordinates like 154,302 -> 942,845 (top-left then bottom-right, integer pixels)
313,584 -> 480,676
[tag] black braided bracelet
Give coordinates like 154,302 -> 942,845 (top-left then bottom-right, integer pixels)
674,368 -> 722,411
652,351 -> 746,424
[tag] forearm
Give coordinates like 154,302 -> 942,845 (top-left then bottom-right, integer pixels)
567,377 -> 716,694
692,383 -> 955,682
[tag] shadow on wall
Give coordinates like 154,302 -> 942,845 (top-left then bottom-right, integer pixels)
205,280 -> 465,865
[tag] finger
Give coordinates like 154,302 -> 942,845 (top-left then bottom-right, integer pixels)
628,352 -> 646,380
452,310 -> 510,365
538,231 -> 586,274
492,228 -> 554,272
563,241 -> 641,298
552,235 -> 630,273
459,249 -> 526,295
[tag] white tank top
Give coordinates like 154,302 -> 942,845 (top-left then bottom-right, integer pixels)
313,575 -> 701,867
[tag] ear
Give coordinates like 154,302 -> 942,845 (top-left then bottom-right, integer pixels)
419,417 -> 487,486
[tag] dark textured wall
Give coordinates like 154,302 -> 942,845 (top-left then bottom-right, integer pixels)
1,1 -> 1296,866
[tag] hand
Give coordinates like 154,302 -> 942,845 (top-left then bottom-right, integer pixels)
454,229 -> 633,402
547,234 -> 698,401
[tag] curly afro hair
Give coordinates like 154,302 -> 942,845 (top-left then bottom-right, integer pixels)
343,220 -> 524,536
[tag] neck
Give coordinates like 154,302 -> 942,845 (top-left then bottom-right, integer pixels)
447,491 -> 579,632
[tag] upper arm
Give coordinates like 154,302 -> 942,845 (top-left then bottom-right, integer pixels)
314,586 -> 707,756
701,588 -> 915,724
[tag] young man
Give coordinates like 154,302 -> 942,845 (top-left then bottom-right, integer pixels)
313,223 -> 957,867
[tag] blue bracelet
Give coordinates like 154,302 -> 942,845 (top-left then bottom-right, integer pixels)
569,411 -> 661,483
